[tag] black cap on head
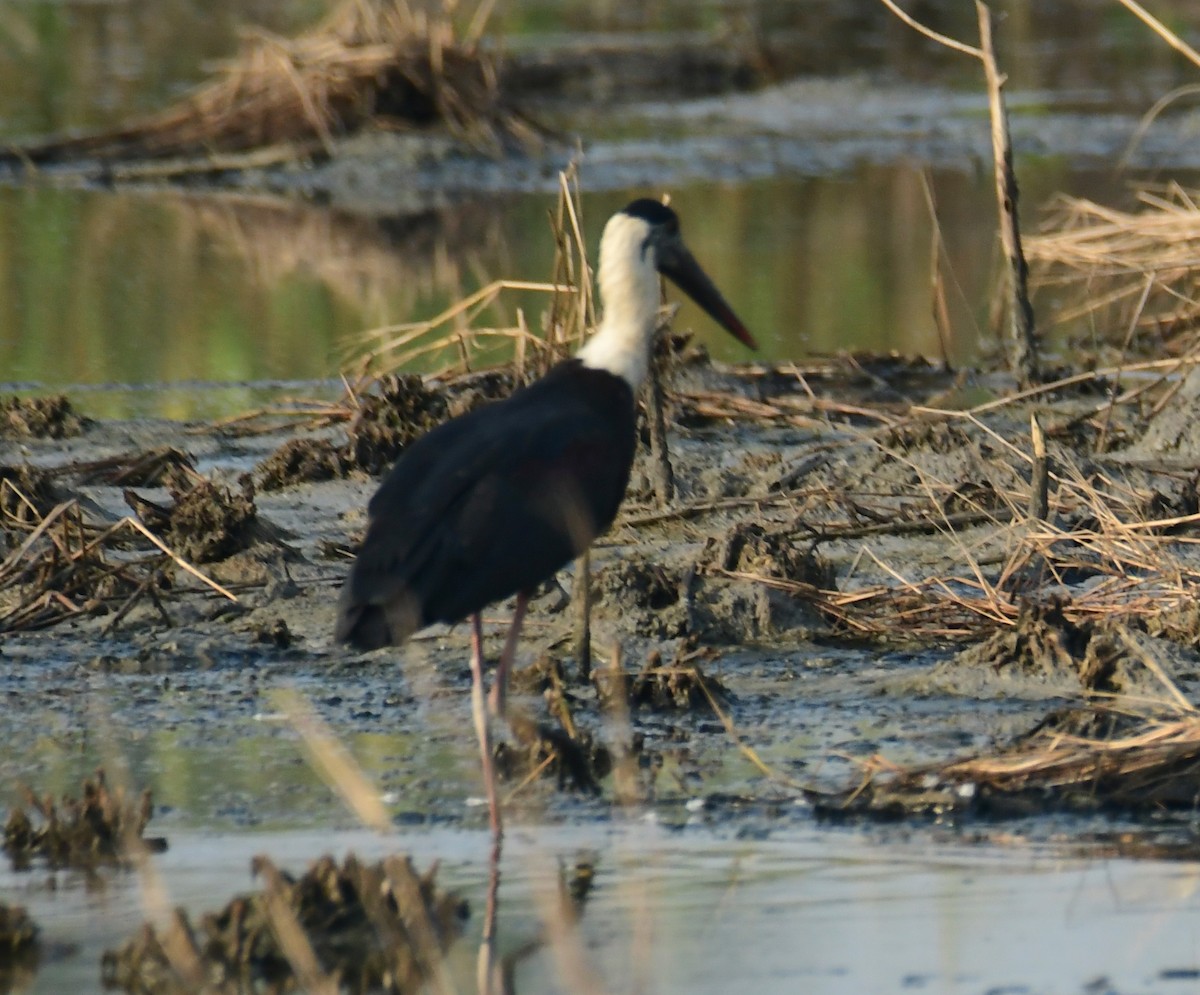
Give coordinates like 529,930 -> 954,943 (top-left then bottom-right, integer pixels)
621,198 -> 679,228
617,198 -> 757,351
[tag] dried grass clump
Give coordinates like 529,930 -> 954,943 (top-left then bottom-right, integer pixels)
11,0 -> 535,167
0,394 -> 88,439
718,404 -> 1200,645
0,485 -> 236,635
101,853 -> 465,995
1,465 -> 60,536
1028,185 -> 1200,348
3,770 -> 166,872
828,703 -> 1200,819
124,473 -> 259,565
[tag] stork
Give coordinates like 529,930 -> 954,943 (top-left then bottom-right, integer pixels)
335,199 -> 756,834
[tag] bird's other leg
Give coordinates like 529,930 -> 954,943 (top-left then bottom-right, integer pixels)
469,612 -> 502,840
488,590 -> 529,718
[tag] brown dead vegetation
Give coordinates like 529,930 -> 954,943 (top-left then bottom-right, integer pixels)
822,700 -> 1200,819
615,646 -> 733,715
0,472 -> 238,634
125,472 -> 260,565
0,395 -> 88,439
0,903 -> 39,992
3,770 -> 166,873
1028,185 -> 1200,355
101,853 -> 465,995
7,0 -> 536,170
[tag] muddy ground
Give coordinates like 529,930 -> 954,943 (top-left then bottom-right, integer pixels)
5,350 -> 1200,839
11,350 -> 1200,992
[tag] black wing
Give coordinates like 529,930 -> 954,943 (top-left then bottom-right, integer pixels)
336,366 -> 635,647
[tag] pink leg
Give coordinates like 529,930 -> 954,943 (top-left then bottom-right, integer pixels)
477,828 -> 502,995
488,591 -> 529,718
469,613 -> 502,840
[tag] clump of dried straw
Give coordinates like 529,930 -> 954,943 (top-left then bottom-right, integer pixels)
1028,184 -> 1200,347
10,0 -> 536,166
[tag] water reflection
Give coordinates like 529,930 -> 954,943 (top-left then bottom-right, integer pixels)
0,187 -> 514,417
9,822 -> 1200,994
0,161 -> 1156,418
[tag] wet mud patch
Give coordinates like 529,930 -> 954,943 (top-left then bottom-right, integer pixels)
3,770 -> 166,873
102,853 -> 465,995
593,560 -> 687,638
1123,367 -> 1200,461
0,394 -> 88,439
8,358 -> 1200,856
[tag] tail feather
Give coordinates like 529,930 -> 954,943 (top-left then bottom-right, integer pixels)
334,583 -> 423,650
335,603 -> 393,650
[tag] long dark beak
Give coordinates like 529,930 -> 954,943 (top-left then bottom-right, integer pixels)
657,239 -> 758,350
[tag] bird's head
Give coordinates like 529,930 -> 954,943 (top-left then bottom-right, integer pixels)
615,198 -> 758,351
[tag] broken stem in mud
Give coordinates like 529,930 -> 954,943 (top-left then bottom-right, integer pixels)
1029,413 -> 1048,522
125,518 -> 239,602
877,0 -> 1038,388
646,328 -> 676,508
921,169 -> 955,371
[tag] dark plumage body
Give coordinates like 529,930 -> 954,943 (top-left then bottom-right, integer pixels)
335,359 -> 635,649
333,198 -> 755,841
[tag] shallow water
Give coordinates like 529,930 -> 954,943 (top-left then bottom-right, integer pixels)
3,2 -> 1200,415
0,162 -> 1177,419
10,822 -> 1200,995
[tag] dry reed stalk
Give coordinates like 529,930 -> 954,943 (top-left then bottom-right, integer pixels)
715,405 -> 1200,643
345,165 -> 592,385
1028,186 -> 1200,343
1112,0 -> 1200,72
272,687 -> 393,832
977,1 -> 1039,388
920,169 -> 956,369
913,709 -> 1200,802
876,0 -> 1039,386
254,858 -> 341,995
677,387 -> 900,427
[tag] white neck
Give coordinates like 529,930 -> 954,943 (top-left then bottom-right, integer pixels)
576,214 -> 660,390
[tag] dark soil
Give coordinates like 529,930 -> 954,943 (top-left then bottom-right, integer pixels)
5,353 -> 1200,829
